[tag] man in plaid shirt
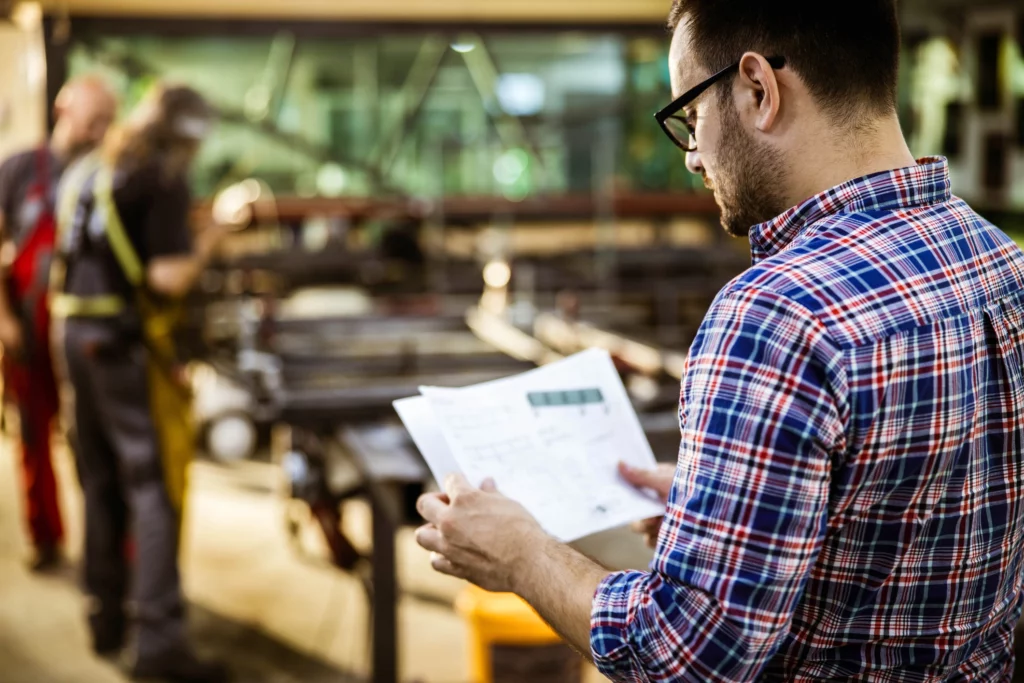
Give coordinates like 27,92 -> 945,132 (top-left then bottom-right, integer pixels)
416,1 -> 1024,680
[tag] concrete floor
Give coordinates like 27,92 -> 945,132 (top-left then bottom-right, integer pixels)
5,431 -> 1024,682
0,430 -> 652,683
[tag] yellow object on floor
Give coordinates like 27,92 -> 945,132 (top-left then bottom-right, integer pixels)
455,585 -> 582,683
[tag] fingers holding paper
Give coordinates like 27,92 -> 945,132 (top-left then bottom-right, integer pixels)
619,461 -> 676,548
618,461 -> 676,501
415,474 -> 547,593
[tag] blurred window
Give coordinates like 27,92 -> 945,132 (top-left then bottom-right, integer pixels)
68,29 -> 708,199
978,32 -> 1003,111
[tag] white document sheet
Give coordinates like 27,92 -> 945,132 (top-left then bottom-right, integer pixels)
394,349 -> 665,542
393,396 -> 461,484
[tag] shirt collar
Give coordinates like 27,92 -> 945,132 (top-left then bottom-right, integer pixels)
748,156 -> 952,263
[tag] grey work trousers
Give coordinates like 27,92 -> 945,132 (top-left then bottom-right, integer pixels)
62,318 -> 186,659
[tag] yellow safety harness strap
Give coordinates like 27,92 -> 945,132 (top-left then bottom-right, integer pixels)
93,166 -> 144,288
50,293 -> 125,318
52,160 -> 150,319
50,154 -> 127,318
55,154 -> 99,246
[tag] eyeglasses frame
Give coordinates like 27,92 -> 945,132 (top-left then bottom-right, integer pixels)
654,55 -> 787,152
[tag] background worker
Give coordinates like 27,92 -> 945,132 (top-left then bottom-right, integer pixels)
53,83 -> 230,682
414,1 -> 1024,681
0,75 -> 116,571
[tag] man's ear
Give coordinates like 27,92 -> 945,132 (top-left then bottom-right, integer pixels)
736,52 -> 782,133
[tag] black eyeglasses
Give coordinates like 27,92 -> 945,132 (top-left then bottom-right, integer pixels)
655,56 -> 786,152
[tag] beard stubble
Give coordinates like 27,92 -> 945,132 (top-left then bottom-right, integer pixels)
711,101 -> 789,238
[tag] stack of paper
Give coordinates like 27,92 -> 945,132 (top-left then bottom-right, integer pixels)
394,349 -> 665,542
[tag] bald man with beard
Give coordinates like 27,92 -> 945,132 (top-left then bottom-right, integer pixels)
0,75 -> 116,572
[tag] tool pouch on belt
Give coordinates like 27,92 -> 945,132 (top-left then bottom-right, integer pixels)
53,158 -> 195,517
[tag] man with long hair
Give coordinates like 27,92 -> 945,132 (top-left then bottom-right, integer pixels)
53,83 -> 229,682
0,75 -> 116,571
414,2 -> 1024,681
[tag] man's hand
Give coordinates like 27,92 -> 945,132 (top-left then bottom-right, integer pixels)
0,313 -> 24,358
618,461 -> 676,549
415,475 -> 549,593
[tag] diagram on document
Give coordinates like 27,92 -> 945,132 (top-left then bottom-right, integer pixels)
397,349 -> 665,542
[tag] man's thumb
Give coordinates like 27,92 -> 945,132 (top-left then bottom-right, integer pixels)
618,462 -> 659,488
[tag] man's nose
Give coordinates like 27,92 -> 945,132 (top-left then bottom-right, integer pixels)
685,149 -> 704,176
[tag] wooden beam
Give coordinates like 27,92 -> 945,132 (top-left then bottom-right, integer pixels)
48,0 -> 672,23
191,193 -> 719,226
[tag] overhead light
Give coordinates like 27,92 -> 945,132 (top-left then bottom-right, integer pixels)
451,41 -> 476,54
212,180 -> 260,228
316,162 -> 347,197
493,149 -> 529,186
497,73 -> 546,116
12,2 -> 41,30
483,260 -> 512,289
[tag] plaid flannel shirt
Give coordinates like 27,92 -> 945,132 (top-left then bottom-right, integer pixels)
591,158 -> 1024,682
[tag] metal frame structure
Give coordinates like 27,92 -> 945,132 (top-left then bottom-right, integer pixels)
42,13 -> 669,128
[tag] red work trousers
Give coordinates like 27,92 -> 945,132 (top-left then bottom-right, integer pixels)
4,348 -> 62,550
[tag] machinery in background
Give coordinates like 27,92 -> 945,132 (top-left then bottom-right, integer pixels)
184,178 -> 728,461
466,238 -> 751,457
178,177 -> 744,683
253,302 -> 535,683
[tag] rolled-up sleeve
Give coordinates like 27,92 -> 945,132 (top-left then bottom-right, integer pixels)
591,286 -> 848,682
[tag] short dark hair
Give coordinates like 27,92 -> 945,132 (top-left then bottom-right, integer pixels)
668,1 -> 900,120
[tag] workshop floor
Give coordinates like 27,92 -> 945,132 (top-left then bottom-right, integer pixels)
0,434 -> 652,683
